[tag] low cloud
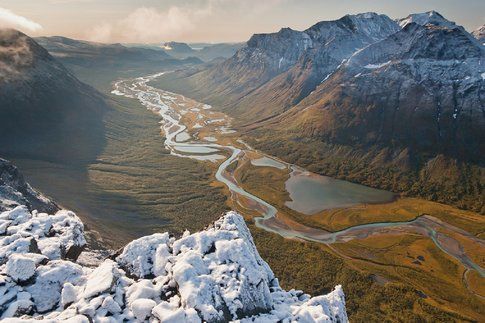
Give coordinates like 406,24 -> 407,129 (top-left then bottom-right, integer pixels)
86,6 -> 207,43
86,0 -> 283,43
0,7 -> 42,32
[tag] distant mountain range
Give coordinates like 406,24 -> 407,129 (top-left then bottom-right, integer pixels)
153,11 -> 485,213
0,29 -> 109,162
35,36 -> 202,86
160,41 -> 244,62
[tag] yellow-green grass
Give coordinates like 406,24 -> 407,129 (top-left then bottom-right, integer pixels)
333,233 -> 484,321
465,270 -> 485,299
234,159 -> 484,321
248,223 -> 475,322
235,160 -> 485,235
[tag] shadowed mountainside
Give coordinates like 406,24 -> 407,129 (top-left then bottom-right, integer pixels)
0,29 -> 109,164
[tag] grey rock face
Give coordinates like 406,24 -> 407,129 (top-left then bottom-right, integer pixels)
472,24 -> 485,44
339,22 -> 484,157
349,22 -> 483,63
398,10 -> 458,29
236,12 -> 399,79
245,27 -> 313,73
0,158 -> 58,213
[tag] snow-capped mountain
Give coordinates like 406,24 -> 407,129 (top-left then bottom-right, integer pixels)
0,159 -> 348,322
397,10 -> 458,28
284,20 -> 484,160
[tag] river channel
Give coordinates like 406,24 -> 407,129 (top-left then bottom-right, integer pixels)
112,72 -> 484,279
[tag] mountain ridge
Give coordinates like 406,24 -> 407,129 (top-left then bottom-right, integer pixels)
160,40 -> 244,62
154,12 -> 401,122
35,35 -> 202,87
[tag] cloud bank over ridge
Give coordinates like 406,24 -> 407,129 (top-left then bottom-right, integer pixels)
86,0 -> 283,43
0,7 -> 42,32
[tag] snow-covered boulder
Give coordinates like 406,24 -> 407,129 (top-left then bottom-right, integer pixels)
0,206 -> 86,264
5,254 -> 37,283
1,212 -> 348,322
116,232 -> 171,278
168,214 -> 275,321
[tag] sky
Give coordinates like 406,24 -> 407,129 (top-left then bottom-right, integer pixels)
0,0 -> 483,43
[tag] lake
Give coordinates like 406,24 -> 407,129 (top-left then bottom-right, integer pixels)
285,168 -> 396,214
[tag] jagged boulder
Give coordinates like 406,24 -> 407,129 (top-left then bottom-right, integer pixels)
0,206 -> 86,264
0,212 -> 348,322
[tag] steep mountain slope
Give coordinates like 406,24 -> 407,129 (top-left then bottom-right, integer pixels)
0,29 -> 108,162
281,22 -> 484,158
0,158 -> 58,213
473,24 -> 485,44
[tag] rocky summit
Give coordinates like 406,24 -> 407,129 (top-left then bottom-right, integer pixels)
0,159 -> 348,322
472,24 -> 485,44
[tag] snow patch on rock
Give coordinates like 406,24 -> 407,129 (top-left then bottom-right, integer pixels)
1,210 -> 348,322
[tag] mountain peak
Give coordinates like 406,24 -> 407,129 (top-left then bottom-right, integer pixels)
349,20 -> 483,66
398,11 -> 456,29
161,41 -> 193,53
304,12 -> 399,45
277,26 -> 296,33
346,12 -> 381,19
0,29 -> 57,81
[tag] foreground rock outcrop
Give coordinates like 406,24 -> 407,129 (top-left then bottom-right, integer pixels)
0,160 -> 347,322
